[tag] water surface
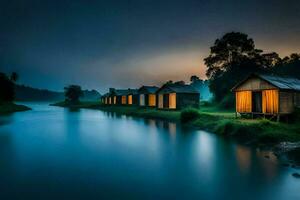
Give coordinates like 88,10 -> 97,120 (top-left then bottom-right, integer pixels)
0,103 -> 299,199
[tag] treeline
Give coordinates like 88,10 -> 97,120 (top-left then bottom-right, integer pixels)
15,85 -> 101,102
0,72 -> 18,104
0,71 -> 101,102
15,85 -> 64,101
204,32 -> 300,108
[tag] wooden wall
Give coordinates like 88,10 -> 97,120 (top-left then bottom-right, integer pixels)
279,91 -> 294,113
235,77 -> 276,91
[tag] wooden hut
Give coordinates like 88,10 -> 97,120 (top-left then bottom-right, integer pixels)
126,89 -> 139,106
156,84 -> 200,110
101,93 -> 110,105
109,88 -> 129,105
138,86 -> 159,107
231,74 -> 300,118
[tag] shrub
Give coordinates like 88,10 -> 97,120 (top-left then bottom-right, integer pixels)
180,108 -> 200,123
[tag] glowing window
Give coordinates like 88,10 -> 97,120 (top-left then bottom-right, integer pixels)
128,95 -> 133,105
121,96 -> 127,104
169,93 -> 176,109
262,90 -> 278,114
113,96 -> 116,104
148,94 -> 156,106
236,91 -> 252,113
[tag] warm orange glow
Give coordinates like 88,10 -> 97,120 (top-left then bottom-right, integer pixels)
109,97 -> 112,104
236,91 -> 252,113
128,95 -> 133,105
113,96 -> 116,104
140,94 -> 145,106
158,94 -> 163,108
148,94 -> 156,106
121,96 -> 127,104
262,90 -> 278,114
169,93 -> 176,109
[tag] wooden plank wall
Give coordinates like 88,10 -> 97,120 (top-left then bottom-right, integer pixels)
279,91 -> 294,113
235,77 -> 276,91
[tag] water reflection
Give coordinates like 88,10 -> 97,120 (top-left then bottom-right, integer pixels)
0,114 -> 13,126
0,103 -> 298,200
236,145 -> 252,173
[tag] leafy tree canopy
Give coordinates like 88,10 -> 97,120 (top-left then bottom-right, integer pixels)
204,32 -> 282,106
64,85 -> 84,103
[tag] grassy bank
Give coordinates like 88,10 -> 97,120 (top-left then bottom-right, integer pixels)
0,102 -> 31,114
51,101 -> 180,121
52,101 -> 300,145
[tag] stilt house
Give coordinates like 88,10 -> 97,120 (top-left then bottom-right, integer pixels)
232,74 -> 300,117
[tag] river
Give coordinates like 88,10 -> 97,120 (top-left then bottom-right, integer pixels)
0,103 -> 299,199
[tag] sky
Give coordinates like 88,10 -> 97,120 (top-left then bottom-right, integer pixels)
0,0 -> 300,93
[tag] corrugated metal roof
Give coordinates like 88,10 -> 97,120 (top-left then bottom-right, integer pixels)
127,89 -> 138,95
158,84 -> 199,94
138,86 -> 159,94
113,89 -> 129,96
231,73 -> 300,91
259,74 -> 300,91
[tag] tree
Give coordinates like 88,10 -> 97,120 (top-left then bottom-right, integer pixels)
190,75 -> 200,83
0,72 -> 15,103
274,53 -> 300,79
174,80 -> 185,85
204,32 -> 262,79
204,32 -> 271,105
64,85 -> 83,103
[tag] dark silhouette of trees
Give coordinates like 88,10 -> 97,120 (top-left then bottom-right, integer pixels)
204,32 -> 273,107
174,80 -> 185,85
64,85 -> 83,103
273,53 -> 300,79
190,75 -> 200,83
10,72 -> 19,82
0,72 -> 15,103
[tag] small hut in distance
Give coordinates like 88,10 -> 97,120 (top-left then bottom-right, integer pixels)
156,84 -> 200,110
138,86 -> 159,107
126,89 -> 139,106
109,88 -> 129,105
232,73 -> 300,119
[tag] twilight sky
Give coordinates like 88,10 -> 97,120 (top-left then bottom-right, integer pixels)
0,0 -> 300,93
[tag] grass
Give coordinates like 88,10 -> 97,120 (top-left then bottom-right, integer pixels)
193,105 -> 300,144
52,101 -> 300,145
51,101 -> 181,121
0,102 -> 31,114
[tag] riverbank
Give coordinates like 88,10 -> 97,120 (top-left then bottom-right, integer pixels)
51,101 -> 300,145
52,101 -> 300,165
51,101 -> 181,121
0,102 -> 31,114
